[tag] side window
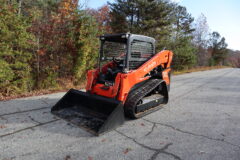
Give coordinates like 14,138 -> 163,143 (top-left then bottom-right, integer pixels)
129,40 -> 154,70
131,40 -> 154,58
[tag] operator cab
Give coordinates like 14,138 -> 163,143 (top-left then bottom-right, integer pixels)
98,33 -> 155,85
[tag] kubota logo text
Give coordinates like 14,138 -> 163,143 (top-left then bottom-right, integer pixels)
143,61 -> 157,72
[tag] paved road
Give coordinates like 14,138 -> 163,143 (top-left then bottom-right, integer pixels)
0,68 -> 240,160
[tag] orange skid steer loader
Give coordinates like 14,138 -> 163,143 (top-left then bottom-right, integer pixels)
51,33 -> 173,135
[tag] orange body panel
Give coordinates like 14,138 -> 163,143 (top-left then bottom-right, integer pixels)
86,50 -> 173,103
91,73 -> 121,98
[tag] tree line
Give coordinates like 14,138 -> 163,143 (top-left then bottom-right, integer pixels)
0,0 -> 237,98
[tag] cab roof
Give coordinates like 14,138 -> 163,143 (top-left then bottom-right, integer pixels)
100,33 -> 155,45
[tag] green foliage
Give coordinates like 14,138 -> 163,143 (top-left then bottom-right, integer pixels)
172,37 -> 197,70
72,12 -> 99,84
173,6 -> 195,36
0,1 -> 34,96
37,67 -> 59,89
0,0 -> 232,98
170,5 -> 197,70
109,0 -> 197,69
0,60 -> 14,84
27,0 -> 100,88
208,32 -> 228,65
109,0 -> 175,49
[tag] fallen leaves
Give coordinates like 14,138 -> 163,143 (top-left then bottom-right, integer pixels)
123,147 -> 132,154
88,156 -> 93,160
65,155 -> 71,160
221,133 -> 226,137
101,138 -> 106,142
0,125 -> 7,129
198,151 -> 206,154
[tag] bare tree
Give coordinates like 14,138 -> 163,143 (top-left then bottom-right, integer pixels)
192,13 -> 210,66
18,0 -> 22,15
193,13 -> 210,48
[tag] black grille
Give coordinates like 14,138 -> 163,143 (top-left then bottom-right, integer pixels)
129,40 -> 154,70
131,52 -> 141,58
129,61 -> 145,70
103,41 -> 126,59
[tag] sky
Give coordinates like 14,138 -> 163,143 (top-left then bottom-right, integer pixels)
79,0 -> 240,51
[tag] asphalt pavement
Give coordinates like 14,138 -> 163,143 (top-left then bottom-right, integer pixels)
0,68 -> 240,160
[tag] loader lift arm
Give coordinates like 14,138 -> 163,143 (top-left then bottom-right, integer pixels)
118,50 -> 173,103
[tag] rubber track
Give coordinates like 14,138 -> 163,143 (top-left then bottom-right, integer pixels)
125,79 -> 165,118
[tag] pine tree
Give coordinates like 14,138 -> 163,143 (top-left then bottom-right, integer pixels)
72,11 -> 99,84
208,32 -> 228,66
108,0 -> 175,50
171,5 -> 197,70
0,1 -> 34,96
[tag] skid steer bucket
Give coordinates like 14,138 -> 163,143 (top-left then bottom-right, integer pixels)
51,89 -> 124,135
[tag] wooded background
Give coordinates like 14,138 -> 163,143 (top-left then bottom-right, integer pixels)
0,0 -> 239,98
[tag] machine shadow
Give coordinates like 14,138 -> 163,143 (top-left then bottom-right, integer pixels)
0,97 -> 132,138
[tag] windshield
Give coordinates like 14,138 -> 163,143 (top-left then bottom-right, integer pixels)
101,41 -> 127,61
